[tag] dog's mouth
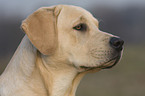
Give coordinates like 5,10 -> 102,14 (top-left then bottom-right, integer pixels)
98,55 -> 121,69
80,55 -> 121,71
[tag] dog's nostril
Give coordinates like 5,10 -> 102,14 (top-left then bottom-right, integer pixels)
110,37 -> 124,51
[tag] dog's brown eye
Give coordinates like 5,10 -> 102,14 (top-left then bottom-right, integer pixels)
73,23 -> 87,31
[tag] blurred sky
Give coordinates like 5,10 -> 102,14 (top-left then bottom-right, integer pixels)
1,0 -> 145,17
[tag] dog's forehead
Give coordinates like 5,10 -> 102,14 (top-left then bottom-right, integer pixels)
59,5 -> 94,20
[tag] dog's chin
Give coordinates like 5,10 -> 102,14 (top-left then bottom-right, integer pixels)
79,55 -> 121,72
98,55 -> 121,69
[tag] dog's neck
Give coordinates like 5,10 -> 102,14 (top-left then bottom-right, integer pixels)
36,54 -> 86,96
0,36 -> 85,96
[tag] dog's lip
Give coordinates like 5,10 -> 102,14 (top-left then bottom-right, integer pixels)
98,56 -> 120,69
80,55 -> 120,70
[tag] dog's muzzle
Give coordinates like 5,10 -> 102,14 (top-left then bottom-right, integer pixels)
79,37 -> 124,71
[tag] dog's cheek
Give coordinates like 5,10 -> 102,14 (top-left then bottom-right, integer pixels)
68,46 -> 90,68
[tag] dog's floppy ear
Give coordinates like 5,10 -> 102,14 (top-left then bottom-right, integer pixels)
21,6 -> 60,55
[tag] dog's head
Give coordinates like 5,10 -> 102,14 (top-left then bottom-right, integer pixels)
21,5 -> 124,72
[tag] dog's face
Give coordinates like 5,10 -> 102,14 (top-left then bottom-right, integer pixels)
22,5 -> 124,72
57,5 -> 124,72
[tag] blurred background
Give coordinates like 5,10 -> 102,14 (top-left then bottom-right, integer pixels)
0,0 -> 145,96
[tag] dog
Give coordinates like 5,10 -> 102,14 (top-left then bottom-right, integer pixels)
0,5 -> 124,96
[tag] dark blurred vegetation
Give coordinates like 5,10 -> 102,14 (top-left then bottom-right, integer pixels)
0,4 -> 145,96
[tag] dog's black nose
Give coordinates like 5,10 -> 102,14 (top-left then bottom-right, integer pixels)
110,37 -> 124,51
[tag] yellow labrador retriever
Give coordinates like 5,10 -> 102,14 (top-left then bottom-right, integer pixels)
0,5 -> 124,96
